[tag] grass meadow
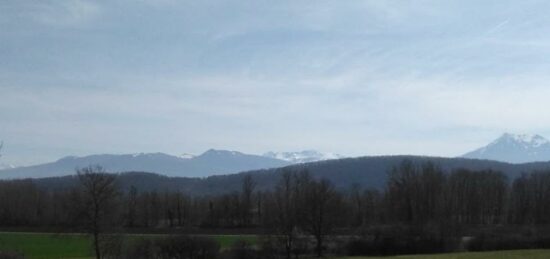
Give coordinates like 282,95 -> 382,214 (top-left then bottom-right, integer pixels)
1,232 -> 550,259
0,232 -> 257,259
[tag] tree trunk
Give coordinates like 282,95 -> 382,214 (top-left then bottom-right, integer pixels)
94,202 -> 101,259
285,235 -> 292,259
93,230 -> 101,259
315,235 -> 322,257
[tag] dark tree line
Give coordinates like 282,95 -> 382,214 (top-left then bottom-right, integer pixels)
260,169 -> 343,257
383,162 -> 508,226
3,160 -> 550,257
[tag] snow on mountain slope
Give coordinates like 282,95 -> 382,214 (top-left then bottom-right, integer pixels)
179,153 -> 195,159
462,133 -> 550,163
263,150 -> 345,164
0,163 -> 15,170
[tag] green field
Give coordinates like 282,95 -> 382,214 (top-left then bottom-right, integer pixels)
0,232 -> 257,259
0,232 -> 91,259
1,232 -> 549,259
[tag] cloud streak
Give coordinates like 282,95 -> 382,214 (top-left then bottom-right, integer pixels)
2,0 -> 550,165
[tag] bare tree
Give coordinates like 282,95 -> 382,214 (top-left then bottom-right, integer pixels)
241,174 -> 256,226
273,170 -> 298,259
77,166 -> 119,259
299,177 -> 341,257
125,186 -> 138,228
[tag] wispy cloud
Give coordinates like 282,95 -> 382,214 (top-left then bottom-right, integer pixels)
2,0 -> 101,27
2,0 -> 550,165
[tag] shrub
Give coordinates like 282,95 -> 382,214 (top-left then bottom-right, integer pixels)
122,235 -> 220,259
123,238 -> 158,259
220,239 -> 259,259
342,225 -> 459,256
255,235 -> 311,259
257,236 -> 279,259
156,235 -> 220,259
0,251 -> 24,259
466,233 -> 543,251
101,234 -> 124,258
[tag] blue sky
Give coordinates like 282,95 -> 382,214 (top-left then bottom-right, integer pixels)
2,0 -> 550,165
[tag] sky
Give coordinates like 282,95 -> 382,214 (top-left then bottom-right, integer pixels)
2,0 -> 550,166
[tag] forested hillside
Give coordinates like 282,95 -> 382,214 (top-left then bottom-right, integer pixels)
27,155 -> 550,195
4,159 -> 550,258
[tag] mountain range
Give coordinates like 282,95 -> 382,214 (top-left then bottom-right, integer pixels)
31,155 -> 550,195
3,133 -> 550,179
0,149 -> 341,179
0,150 -> 289,179
462,133 -> 550,163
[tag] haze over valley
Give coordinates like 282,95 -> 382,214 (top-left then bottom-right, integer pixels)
2,133 -> 550,180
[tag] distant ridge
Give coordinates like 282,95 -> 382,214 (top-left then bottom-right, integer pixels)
0,149 -> 290,179
462,133 -> 550,163
30,155 -> 550,195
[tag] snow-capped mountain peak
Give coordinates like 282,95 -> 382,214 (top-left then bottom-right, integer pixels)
493,133 -> 549,148
263,150 -> 345,164
463,133 -> 550,163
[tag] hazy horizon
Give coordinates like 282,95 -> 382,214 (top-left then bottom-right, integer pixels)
3,1 -> 550,166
